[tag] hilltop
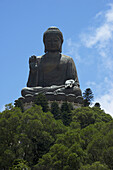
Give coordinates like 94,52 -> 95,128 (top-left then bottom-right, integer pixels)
0,97 -> 113,169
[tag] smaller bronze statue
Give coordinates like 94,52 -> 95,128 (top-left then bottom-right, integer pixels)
21,27 -> 82,103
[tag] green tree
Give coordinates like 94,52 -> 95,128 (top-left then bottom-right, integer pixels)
61,102 -> 72,126
56,129 -> 82,148
80,161 -> 109,170
35,142 -> 86,170
14,98 -> 24,112
94,102 -> 101,108
103,147 -> 113,170
5,103 -> 13,110
51,101 -> 61,119
83,88 -> 94,107
80,124 -> 98,149
35,144 -> 68,170
0,107 -> 23,169
0,100 -> 113,169
0,104 -> 67,168
61,102 -> 71,113
61,111 -> 72,126
11,159 -> 30,170
71,107 -> 112,129
87,133 -> 107,163
34,93 -> 48,112
92,107 -> 112,123
72,107 -> 96,128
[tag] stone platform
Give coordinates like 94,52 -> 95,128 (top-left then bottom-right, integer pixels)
19,93 -> 83,111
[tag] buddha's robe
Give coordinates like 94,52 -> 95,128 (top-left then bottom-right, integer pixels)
21,53 -> 82,97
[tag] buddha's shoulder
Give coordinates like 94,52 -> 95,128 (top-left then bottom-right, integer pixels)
36,54 -> 73,62
36,54 -> 47,60
61,54 -> 73,61
36,55 -> 42,62
36,55 -> 42,59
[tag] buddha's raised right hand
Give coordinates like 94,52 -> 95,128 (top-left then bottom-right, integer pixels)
29,55 -> 38,71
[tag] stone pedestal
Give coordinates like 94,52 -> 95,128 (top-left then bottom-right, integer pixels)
18,93 -> 83,111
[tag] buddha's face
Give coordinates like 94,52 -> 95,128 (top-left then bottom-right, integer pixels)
44,34 -> 62,52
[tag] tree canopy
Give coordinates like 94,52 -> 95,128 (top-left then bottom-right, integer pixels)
83,88 -> 94,107
0,97 -> 113,169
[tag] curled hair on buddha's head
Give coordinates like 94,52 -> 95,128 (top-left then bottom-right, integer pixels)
43,27 -> 64,53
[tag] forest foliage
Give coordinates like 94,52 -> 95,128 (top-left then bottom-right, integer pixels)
0,96 -> 113,169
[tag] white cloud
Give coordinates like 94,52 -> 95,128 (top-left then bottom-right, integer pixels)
65,4 -> 113,117
82,23 -> 113,48
105,3 -> 113,22
86,78 -> 113,116
95,87 -> 113,117
81,3 -> 113,72
86,81 -> 96,87
0,105 -> 5,112
86,76 -> 113,95
81,4 -> 113,48
80,4 -> 113,117
65,38 -> 81,62
95,11 -> 103,19
66,4 -> 113,72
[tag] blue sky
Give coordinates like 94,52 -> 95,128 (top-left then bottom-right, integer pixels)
1,0 -> 113,115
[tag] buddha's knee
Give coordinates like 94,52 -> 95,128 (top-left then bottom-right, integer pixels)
21,87 -> 33,97
60,86 -> 82,96
73,86 -> 82,96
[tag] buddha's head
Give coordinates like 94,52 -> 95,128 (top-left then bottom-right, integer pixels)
43,27 -> 63,53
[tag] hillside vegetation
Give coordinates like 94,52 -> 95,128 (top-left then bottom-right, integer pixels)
0,99 -> 113,169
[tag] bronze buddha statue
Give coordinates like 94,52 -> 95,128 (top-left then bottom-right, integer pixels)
21,27 -> 82,103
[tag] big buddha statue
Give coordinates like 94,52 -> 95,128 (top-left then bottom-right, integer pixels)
21,27 -> 82,103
